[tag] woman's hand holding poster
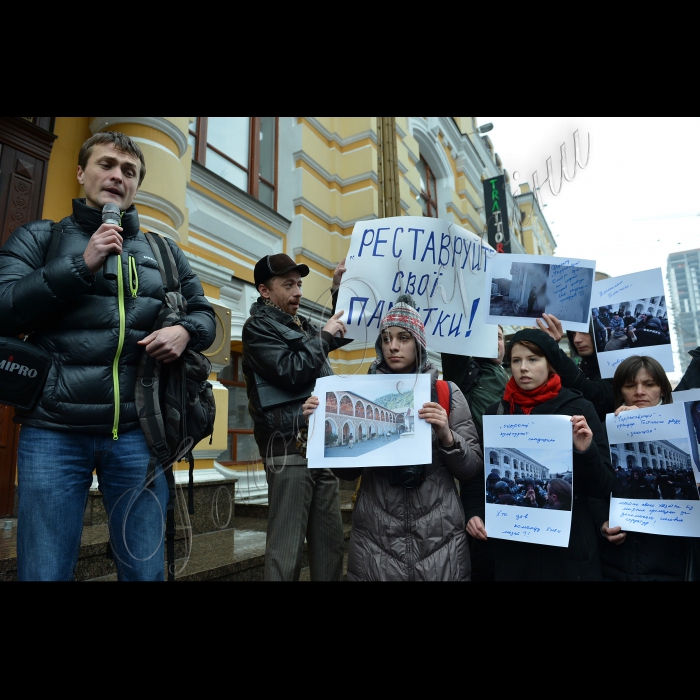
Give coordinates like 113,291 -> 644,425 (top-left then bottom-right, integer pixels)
306,374 -> 431,469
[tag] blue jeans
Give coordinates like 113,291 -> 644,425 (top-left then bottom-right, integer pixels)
17,427 -> 169,581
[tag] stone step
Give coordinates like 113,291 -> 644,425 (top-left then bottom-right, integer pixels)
235,489 -> 356,525
1,482 -> 356,582
88,517 -> 352,581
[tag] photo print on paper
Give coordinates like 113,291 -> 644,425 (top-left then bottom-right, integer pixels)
592,295 -> 669,354
610,437 -> 700,501
486,254 -> 595,331
485,447 -> 573,512
323,384 -> 416,459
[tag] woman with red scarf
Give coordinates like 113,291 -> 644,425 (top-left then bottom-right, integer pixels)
462,329 -> 614,581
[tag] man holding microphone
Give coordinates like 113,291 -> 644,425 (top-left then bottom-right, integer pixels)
0,131 -> 215,581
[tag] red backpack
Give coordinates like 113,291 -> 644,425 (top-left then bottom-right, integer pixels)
436,379 -> 452,417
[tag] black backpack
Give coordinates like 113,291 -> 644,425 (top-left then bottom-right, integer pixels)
135,231 -> 216,581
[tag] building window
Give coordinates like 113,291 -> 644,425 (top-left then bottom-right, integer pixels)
217,352 -> 258,465
189,117 -> 277,209
416,155 -> 438,217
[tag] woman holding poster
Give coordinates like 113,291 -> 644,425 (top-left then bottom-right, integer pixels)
594,356 -> 699,581
463,329 -> 614,581
303,294 -> 484,581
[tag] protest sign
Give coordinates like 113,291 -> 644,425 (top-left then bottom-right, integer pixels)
335,217 -> 498,357
306,374 -> 431,469
485,254 -> 595,332
606,401 -> 700,537
592,268 -> 673,379
482,414 -> 573,547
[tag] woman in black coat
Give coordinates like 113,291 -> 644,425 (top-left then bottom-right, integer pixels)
463,329 -> 614,581
595,355 -> 699,581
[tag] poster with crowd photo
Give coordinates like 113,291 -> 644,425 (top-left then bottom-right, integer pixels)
306,374 -> 431,469
606,400 -> 700,537
485,254 -> 595,332
335,217 -> 498,358
591,268 -> 674,380
482,414 -> 573,548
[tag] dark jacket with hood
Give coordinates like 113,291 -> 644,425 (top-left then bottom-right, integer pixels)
0,199 -> 215,435
561,329 -> 614,422
675,347 -> 700,392
332,343 -> 483,581
462,386 -> 615,581
242,296 -> 351,457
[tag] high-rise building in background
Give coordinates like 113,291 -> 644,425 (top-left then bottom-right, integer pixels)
667,248 -> 700,374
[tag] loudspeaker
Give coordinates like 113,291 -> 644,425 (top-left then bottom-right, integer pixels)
202,301 -> 231,367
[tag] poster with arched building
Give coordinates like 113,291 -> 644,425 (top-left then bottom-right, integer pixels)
606,400 -> 700,537
483,414 -> 574,548
307,374 -> 432,469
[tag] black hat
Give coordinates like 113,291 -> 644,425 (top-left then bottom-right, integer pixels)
254,254 -> 309,290
506,328 -> 561,370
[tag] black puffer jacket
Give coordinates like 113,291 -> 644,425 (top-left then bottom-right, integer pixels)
0,199 -> 215,434
242,297 -> 351,456
462,387 -> 615,581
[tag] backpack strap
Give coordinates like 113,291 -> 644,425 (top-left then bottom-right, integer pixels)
144,231 -> 180,293
436,379 -> 452,417
139,231 -> 194,582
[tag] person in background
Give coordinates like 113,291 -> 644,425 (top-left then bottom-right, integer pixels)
242,254 -> 350,582
462,329 -> 614,581
441,326 -> 509,444
535,313 -> 614,422
545,479 -> 572,511
442,326 -> 509,581
676,347 -> 700,392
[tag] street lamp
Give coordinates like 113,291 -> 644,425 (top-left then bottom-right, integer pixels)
467,123 -> 494,136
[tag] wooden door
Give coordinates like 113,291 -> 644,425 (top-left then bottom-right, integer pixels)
0,117 -> 55,516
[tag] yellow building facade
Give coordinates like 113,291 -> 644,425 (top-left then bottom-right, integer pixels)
0,116 -> 555,508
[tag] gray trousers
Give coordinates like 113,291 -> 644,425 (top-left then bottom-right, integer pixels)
264,456 -> 344,581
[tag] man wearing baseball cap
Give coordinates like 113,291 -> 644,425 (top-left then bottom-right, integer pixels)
242,253 -> 351,581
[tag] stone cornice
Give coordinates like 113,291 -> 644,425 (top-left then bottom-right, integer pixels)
139,214 -> 180,242
293,150 -> 378,188
187,252 -> 235,288
293,196 -> 374,231
90,116 -> 188,158
293,246 -> 338,271
134,190 -> 184,229
303,117 -> 378,147
190,162 -> 291,236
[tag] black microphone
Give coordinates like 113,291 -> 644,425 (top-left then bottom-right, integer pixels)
102,202 -> 121,281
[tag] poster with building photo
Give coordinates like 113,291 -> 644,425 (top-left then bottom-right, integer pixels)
592,268 -> 673,380
306,374 -> 431,469
336,217 -> 498,358
606,401 -> 700,537
485,254 -> 595,332
482,414 -> 573,547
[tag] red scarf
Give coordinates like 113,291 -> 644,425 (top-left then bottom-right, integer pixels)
503,374 -> 562,415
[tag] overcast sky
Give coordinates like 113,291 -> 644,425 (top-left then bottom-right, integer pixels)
477,117 -> 700,379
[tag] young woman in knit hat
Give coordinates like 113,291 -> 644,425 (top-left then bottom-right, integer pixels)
303,294 -> 484,581
461,328 -> 614,581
